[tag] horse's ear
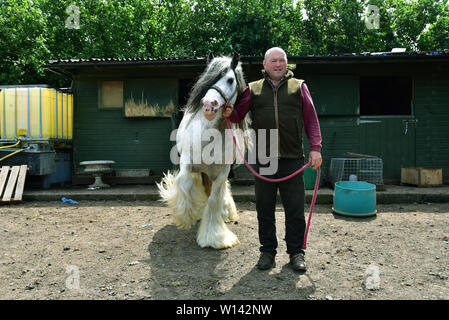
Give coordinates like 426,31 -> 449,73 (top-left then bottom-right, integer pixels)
207,52 -> 214,64
231,52 -> 240,70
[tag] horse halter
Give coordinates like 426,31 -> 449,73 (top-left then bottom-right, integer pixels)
207,69 -> 239,113
209,85 -> 237,112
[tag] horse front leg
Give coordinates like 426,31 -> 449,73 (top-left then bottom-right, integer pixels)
169,163 -> 207,229
196,167 -> 240,249
222,178 -> 239,223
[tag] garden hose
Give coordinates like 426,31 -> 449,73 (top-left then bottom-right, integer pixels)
0,140 -> 21,149
0,140 -> 24,162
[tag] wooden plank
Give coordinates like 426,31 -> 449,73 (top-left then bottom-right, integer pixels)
2,166 -> 19,202
13,165 -> 27,201
344,152 -> 378,159
0,166 -> 10,197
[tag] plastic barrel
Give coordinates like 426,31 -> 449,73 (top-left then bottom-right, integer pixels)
0,86 -> 73,140
333,181 -> 377,217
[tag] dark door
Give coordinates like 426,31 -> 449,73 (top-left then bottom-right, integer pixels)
358,116 -> 416,182
358,76 -> 416,182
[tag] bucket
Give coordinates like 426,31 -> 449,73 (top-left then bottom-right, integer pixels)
333,181 -> 376,217
304,166 -> 318,190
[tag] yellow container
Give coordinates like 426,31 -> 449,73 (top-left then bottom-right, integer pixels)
0,86 -> 73,140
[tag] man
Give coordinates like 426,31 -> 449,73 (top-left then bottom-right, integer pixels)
223,47 -> 322,271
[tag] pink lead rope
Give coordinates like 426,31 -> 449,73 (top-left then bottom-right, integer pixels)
226,118 -> 320,249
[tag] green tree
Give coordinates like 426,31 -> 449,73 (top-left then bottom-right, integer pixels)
386,0 -> 447,50
1,0 -> 448,86
39,0 -> 161,59
223,0 -> 299,56
0,0 -> 49,84
417,0 -> 449,50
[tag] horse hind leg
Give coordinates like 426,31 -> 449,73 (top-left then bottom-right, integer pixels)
190,172 -> 208,221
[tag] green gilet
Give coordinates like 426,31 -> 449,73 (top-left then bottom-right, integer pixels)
249,69 -> 304,159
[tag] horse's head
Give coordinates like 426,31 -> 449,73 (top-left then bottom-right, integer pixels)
202,53 -> 240,121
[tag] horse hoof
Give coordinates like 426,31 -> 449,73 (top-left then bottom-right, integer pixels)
197,232 -> 240,249
220,238 -> 240,249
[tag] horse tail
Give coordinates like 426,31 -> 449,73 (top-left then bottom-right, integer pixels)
156,170 -> 179,207
157,170 -> 208,229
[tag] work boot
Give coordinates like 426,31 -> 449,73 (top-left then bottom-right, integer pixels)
256,252 -> 275,270
290,252 -> 306,271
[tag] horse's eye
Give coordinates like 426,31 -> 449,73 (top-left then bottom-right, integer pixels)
227,78 -> 234,85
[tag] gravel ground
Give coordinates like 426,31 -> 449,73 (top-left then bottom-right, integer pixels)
0,200 -> 448,300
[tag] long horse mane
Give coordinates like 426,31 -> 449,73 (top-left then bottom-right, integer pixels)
181,55 -> 252,156
183,56 -> 246,115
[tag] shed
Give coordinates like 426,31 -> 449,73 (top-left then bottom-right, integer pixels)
46,57 -> 207,182
46,50 -> 449,184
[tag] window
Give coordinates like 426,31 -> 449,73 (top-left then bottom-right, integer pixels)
99,81 -> 123,108
360,76 -> 412,116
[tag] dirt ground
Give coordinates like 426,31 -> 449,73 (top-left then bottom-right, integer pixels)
0,199 -> 448,300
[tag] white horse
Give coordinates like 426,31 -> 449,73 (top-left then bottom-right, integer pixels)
157,54 -> 251,249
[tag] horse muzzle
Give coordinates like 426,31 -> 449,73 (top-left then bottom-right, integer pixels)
203,99 -> 221,121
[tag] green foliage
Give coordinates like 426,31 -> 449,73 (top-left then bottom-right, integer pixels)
0,0 -> 448,86
223,0 -> 299,56
417,1 -> 449,50
386,0 -> 448,50
0,0 -> 49,84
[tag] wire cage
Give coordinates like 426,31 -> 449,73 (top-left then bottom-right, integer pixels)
329,157 -> 384,186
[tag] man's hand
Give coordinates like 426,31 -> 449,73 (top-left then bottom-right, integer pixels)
309,151 -> 322,170
223,105 -> 234,118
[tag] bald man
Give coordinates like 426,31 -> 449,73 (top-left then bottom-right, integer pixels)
224,47 -> 322,271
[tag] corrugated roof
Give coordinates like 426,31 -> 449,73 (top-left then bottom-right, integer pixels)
290,49 -> 449,61
47,56 -> 207,67
46,50 -> 449,68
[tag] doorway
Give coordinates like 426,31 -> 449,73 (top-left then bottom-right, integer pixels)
176,79 -> 195,129
358,76 -> 416,182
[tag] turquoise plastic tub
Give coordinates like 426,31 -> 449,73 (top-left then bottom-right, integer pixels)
333,181 -> 377,217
